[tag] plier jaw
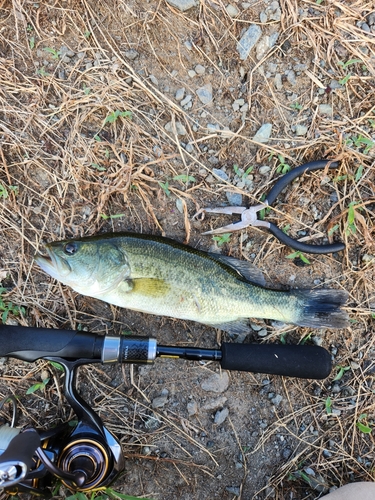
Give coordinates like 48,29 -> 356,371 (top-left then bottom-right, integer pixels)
198,204 -> 270,235
197,160 -> 345,254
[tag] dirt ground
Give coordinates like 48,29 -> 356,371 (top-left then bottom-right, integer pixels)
0,0 -> 374,499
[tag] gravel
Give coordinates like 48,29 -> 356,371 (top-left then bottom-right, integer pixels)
237,24 -> 262,60
175,87 -> 185,100
196,83 -> 213,104
226,192 -> 243,206
214,407 -> 229,425
166,0 -> 197,11
201,371 -> 229,393
319,104 -> 333,115
253,123 -> 272,143
165,121 -> 187,135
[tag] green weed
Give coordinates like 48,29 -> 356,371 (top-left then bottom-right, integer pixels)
100,213 -> 125,220
233,164 -> 253,180
286,251 -> 311,265
346,201 -> 361,235
158,181 -> 171,197
328,224 -> 340,236
290,102 -> 302,110
66,487 -> 154,500
325,396 -> 332,415
173,174 -> 196,183
333,365 -> 351,381
91,163 -> 106,172
212,233 -> 231,246
276,155 -> 291,174
43,47 -> 60,59
104,110 -> 132,124
26,377 -> 50,395
356,414 -> 372,434
0,288 -> 25,324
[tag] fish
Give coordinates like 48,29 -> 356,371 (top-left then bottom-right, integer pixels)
35,232 -> 349,334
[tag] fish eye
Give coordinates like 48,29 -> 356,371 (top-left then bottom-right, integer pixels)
63,242 -> 78,255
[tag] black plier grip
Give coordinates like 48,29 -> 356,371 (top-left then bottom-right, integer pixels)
198,160 -> 345,255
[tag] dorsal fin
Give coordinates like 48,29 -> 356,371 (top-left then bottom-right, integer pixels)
208,253 -> 266,286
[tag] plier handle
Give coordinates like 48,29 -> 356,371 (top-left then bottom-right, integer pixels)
199,160 -> 345,255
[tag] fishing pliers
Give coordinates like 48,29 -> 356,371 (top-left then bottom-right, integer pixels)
198,160 -> 345,254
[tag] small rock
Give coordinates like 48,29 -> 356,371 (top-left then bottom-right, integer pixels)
257,329 -> 268,337
237,24 -> 262,60
271,394 -> 283,406
195,64 -> 205,75
295,124 -> 308,136
361,22 -> 371,33
201,371 -> 229,393
265,1 -> 281,22
319,104 -> 333,115
196,83 -> 213,104
175,87 -> 185,101
226,4 -> 239,17
286,69 -> 297,86
180,94 -> 192,107
214,407 -> 229,425
256,35 -> 270,60
188,69 -> 197,78
253,123 -> 272,143
212,168 -> 228,181
259,165 -> 271,175
152,394 -> 168,408
58,69 -> 66,80
176,198 -> 184,214
185,143 -> 194,153
61,55 -> 71,64
124,49 -> 139,60
202,396 -> 227,410
312,336 -> 323,346
207,123 -> 220,133
226,192 -> 243,206
149,74 -> 158,86
226,486 -> 240,496
260,11 -> 267,23
166,0 -> 197,11
208,156 -> 219,165
165,121 -> 187,136
60,46 -> 75,57
274,73 -> 283,90
187,400 -> 198,416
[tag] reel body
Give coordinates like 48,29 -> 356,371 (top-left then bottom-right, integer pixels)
0,358 -> 124,496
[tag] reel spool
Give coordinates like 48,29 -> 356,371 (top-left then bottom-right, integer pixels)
58,438 -> 111,490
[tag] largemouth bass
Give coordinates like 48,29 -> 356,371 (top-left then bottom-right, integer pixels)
35,233 -> 349,333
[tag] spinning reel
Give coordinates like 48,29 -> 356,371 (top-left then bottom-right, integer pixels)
0,358 -> 124,496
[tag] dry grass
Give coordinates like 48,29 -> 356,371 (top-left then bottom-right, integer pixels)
0,0 -> 374,498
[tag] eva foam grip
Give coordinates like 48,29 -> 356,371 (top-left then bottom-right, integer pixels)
0,325 -> 103,362
220,343 -> 332,379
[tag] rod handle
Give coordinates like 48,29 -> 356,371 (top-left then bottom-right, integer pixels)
220,343 -> 332,379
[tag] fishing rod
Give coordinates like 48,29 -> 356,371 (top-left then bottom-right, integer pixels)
0,325 -> 332,496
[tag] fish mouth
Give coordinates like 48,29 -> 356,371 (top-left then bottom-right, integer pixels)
34,245 -> 71,280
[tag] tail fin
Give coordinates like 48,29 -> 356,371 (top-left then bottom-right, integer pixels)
294,289 -> 349,329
